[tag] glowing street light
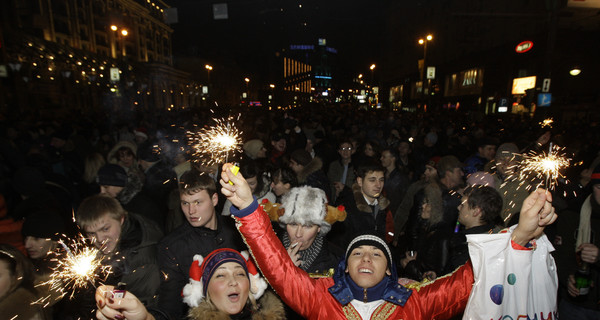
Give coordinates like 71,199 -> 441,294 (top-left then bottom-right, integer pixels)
569,68 -> 581,76
121,29 -> 128,36
418,34 -> 434,99
370,64 -> 376,71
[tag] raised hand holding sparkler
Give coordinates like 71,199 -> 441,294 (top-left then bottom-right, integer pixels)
96,285 -> 152,320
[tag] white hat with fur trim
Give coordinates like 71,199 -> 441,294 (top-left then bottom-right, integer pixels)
279,186 -> 330,235
182,248 -> 267,308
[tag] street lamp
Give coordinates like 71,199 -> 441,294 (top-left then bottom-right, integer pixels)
110,25 -> 129,57
205,64 -> 213,84
418,34 -> 433,100
569,67 -> 581,76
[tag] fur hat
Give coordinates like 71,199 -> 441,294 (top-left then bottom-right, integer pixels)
243,139 -> 264,159
97,164 -> 128,187
182,248 -> 268,308
279,186 -> 331,235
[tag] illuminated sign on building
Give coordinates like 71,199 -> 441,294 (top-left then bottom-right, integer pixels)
515,41 -> 533,53
444,68 -> 484,97
511,76 -> 536,95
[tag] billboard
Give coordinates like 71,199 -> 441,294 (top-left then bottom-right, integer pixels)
511,76 -> 536,95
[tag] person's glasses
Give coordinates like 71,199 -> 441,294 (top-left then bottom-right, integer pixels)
340,147 -> 353,151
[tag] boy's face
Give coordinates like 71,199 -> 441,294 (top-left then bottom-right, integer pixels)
357,171 -> 385,199
84,214 -> 124,254
180,189 -> 218,229
345,245 -> 390,288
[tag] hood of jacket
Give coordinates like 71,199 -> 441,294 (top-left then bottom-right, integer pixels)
352,182 -> 390,212
188,290 -> 285,320
297,156 -> 323,183
117,170 -> 144,204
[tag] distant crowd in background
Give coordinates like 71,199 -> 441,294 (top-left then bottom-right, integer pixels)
0,105 -> 599,319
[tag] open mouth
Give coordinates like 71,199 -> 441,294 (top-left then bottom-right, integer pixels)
359,268 -> 374,274
228,293 -> 240,302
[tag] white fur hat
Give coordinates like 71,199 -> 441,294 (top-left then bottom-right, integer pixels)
279,186 -> 330,235
182,249 -> 268,308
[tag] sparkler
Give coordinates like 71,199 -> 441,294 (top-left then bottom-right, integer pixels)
518,144 -> 571,191
539,118 -> 554,128
187,115 -> 243,165
35,235 -> 111,303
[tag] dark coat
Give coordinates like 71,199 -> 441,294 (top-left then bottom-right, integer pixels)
151,214 -> 245,320
332,183 -> 393,247
109,212 -> 163,306
297,156 -> 332,201
383,167 -> 410,214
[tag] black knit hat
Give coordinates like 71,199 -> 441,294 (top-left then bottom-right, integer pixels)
22,210 -> 66,241
97,164 -> 128,187
345,233 -> 393,272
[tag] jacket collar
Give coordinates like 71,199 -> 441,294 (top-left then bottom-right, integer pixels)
352,183 -> 390,212
328,258 -> 411,307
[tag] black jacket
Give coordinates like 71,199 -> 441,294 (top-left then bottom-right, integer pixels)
110,212 -> 164,305
151,214 -> 245,320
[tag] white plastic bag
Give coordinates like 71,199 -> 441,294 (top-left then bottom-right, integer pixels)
463,227 -> 558,320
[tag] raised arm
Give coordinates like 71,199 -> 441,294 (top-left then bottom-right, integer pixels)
220,163 -> 329,317
512,188 -> 557,246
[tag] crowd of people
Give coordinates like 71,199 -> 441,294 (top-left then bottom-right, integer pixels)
0,105 -> 598,319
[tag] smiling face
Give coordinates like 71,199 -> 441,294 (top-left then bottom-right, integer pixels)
207,262 -> 250,315
272,139 -> 286,153
180,190 -> 218,229
345,245 -> 390,288
83,214 -> 124,254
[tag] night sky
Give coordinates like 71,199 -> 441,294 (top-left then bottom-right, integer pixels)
169,0 -> 386,83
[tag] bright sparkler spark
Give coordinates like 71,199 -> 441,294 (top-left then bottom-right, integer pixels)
187,115 -> 243,165
36,235 -> 111,302
539,118 -> 554,128
518,145 -> 571,191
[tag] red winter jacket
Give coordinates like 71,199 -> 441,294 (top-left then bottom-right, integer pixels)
233,201 -> 474,320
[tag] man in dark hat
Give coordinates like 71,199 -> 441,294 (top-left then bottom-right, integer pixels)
97,164 -> 163,227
